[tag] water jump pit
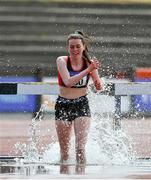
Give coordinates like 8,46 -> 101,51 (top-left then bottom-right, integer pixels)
0,157 -> 151,179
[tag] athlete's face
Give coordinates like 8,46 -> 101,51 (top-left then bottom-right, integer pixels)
68,39 -> 85,58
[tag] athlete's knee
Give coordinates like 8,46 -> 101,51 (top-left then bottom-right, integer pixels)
76,148 -> 86,164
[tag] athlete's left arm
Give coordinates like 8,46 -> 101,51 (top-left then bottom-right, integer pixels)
90,69 -> 103,91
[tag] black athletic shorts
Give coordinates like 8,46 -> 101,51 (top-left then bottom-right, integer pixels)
55,95 -> 91,121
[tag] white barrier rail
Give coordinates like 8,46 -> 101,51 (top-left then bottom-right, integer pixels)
17,82 -> 59,95
115,82 -> 151,95
0,82 -> 151,95
0,82 -> 59,95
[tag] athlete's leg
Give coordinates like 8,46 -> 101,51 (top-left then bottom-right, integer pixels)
74,117 -> 90,164
55,120 -> 73,162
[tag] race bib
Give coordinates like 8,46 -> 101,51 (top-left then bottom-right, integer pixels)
69,71 -> 88,88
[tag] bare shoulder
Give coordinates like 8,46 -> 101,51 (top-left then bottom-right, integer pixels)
56,56 -> 68,68
57,56 -> 67,63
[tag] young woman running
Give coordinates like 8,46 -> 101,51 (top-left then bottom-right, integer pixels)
55,30 -> 102,167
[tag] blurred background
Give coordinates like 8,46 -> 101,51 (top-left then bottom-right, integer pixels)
0,0 -> 151,159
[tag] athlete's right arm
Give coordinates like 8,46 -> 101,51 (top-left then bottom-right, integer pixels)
57,56 -> 98,87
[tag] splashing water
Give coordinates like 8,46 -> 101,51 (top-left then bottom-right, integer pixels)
14,91 -> 135,165
15,103 -> 47,162
87,91 -> 135,165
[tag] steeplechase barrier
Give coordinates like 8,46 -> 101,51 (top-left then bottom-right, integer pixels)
0,82 -> 151,129
0,82 -> 151,95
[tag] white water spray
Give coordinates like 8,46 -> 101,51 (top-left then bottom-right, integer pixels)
15,90 -> 135,165
14,103 -> 47,162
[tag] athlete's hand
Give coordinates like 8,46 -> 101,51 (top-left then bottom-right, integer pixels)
88,59 -> 100,72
